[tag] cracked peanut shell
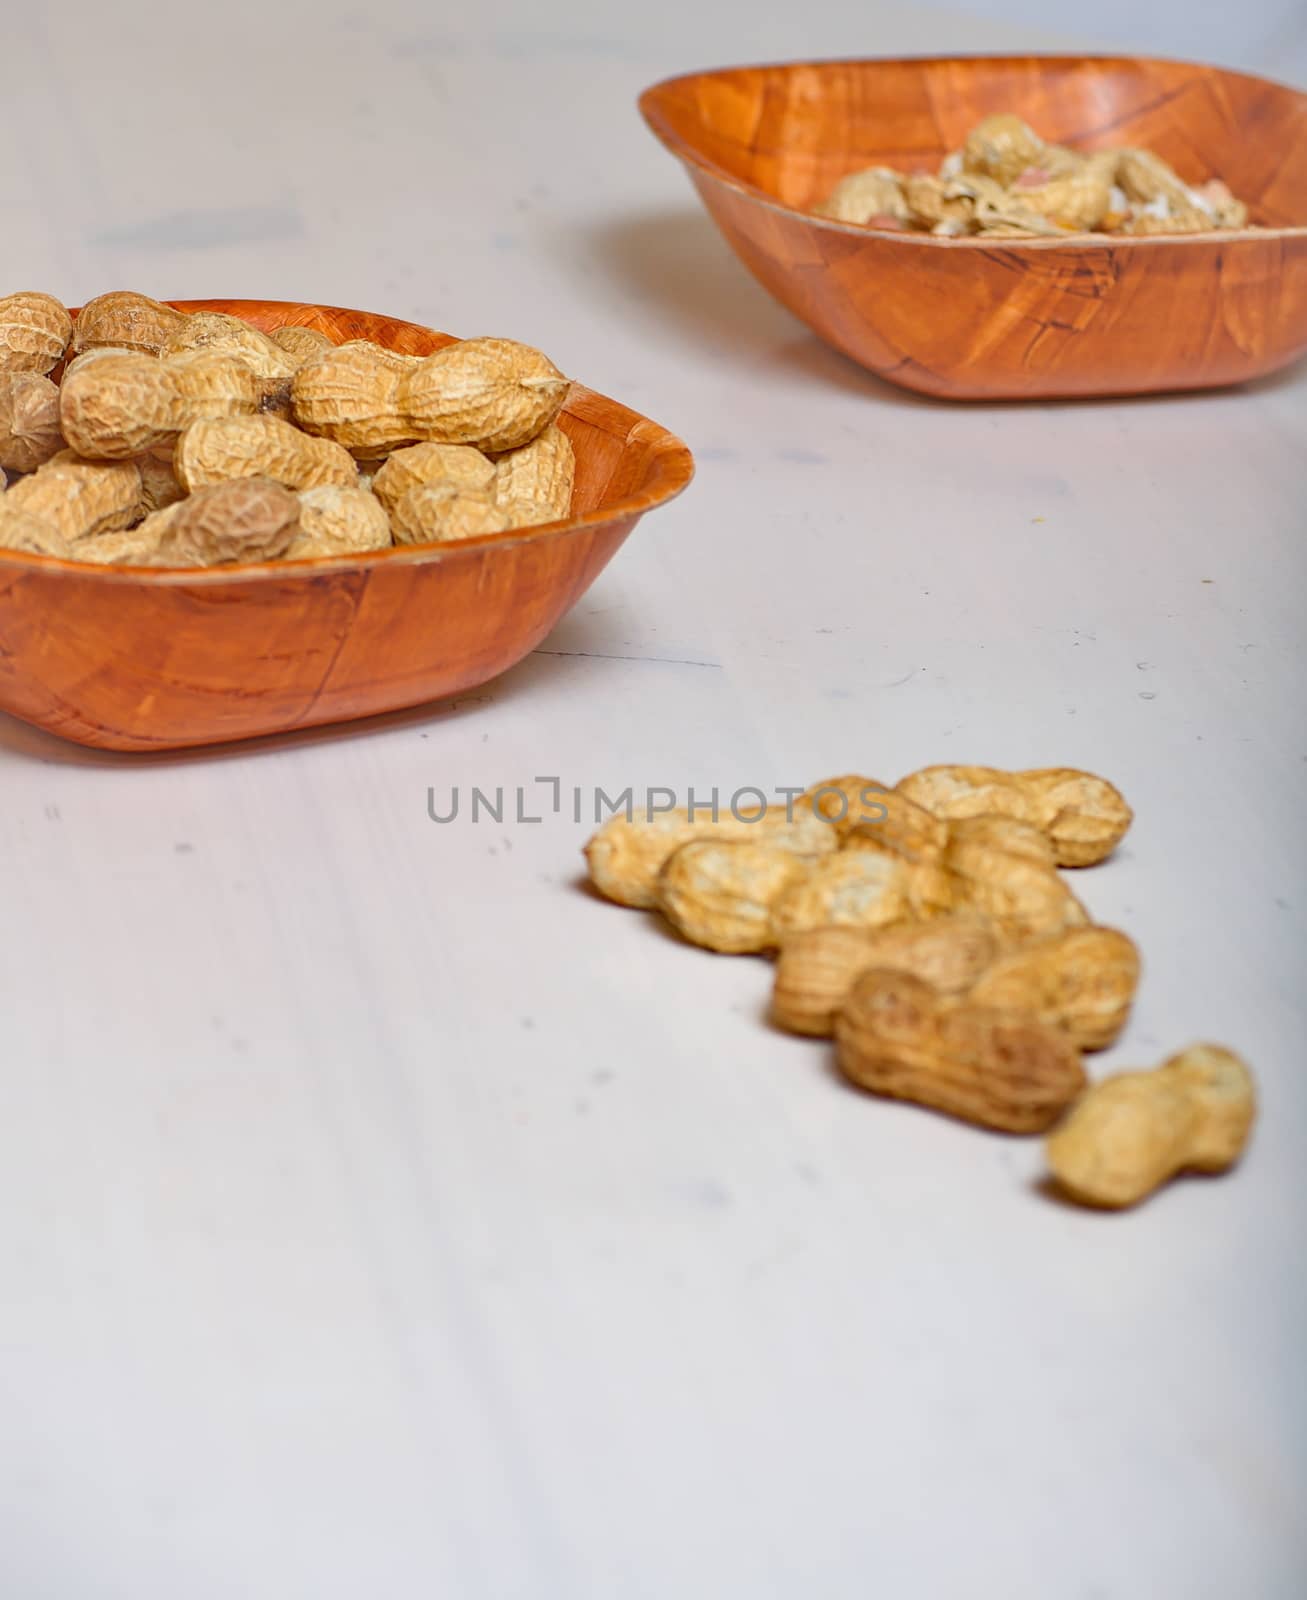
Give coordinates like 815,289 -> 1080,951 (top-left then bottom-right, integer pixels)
962,114 -> 1045,187
814,167 -> 910,225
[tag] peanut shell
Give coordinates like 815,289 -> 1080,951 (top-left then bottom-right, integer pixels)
1046,1044 -> 1255,1208
943,833 -> 1089,942
656,839 -> 816,954
71,291 -> 187,357
584,805 -> 836,910
962,114 -> 1044,187
284,485 -> 393,559
390,485 -> 509,545
968,926 -> 1140,1051
175,413 -> 358,493
772,916 -> 1001,1037
814,167 -> 910,225
836,970 -> 1086,1133
268,325 -> 336,364
492,422 -> 575,522
372,441 -> 496,513
1014,768 -> 1133,867
61,349 -> 263,458
0,373 -> 64,473
3,450 -> 142,541
0,507 -> 72,558
0,292 -> 73,374
149,477 -> 300,567
160,311 -> 297,382
770,849 -> 910,940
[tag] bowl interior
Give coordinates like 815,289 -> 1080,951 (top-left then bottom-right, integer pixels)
643,56 -> 1307,229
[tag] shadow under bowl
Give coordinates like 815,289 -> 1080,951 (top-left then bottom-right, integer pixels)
640,54 -> 1307,399
0,299 -> 693,752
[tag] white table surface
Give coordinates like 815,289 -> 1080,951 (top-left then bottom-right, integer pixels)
3,3 -> 1305,1596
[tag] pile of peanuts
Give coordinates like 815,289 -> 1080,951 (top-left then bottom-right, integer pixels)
0,291 -> 575,567
585,765 -> 1256,1210
816,114 -> 1252,238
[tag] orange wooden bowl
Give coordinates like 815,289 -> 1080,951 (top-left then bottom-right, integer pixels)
0,299 -> 693,752
640,56 -> 1307,399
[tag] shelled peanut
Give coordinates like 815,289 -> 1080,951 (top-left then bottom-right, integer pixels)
0,290 -> 578,569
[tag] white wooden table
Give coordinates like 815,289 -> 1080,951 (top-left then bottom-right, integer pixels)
2,3 -> 1304,1596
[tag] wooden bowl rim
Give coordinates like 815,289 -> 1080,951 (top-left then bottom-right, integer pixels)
0,299 -> 695,586
639,52 -> 1307,248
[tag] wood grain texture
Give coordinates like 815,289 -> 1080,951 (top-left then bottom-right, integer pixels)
0,300 -> 693,752
640,56 -> 1307,398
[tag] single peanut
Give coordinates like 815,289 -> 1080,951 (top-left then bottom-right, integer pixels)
836,970 -> 1086,1133
1014,769 -> 1134,867
284,485 -> 393,559
2,450 -> 142,542
390,485 -> 509,545
492,422 -> 575,522
61,349 -> 263,458
1046,1044 -> 1255,1208
656,839 -> 816,954
142,477 -> 301,567
0,373 -> 64,473
943,830 -> 1089,942
968,926 -> 1140,1051
896,764 -> 1131,866
268,325 -> 335,363
372,441 -> 496,513
292,336 -> 570,456
585,805 -> 837,910
0,292 -> 72,374
160,312 -> 297,382
176,413 -> 357,493
771,916 -> 1001,1036
71,291 -> 187,357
